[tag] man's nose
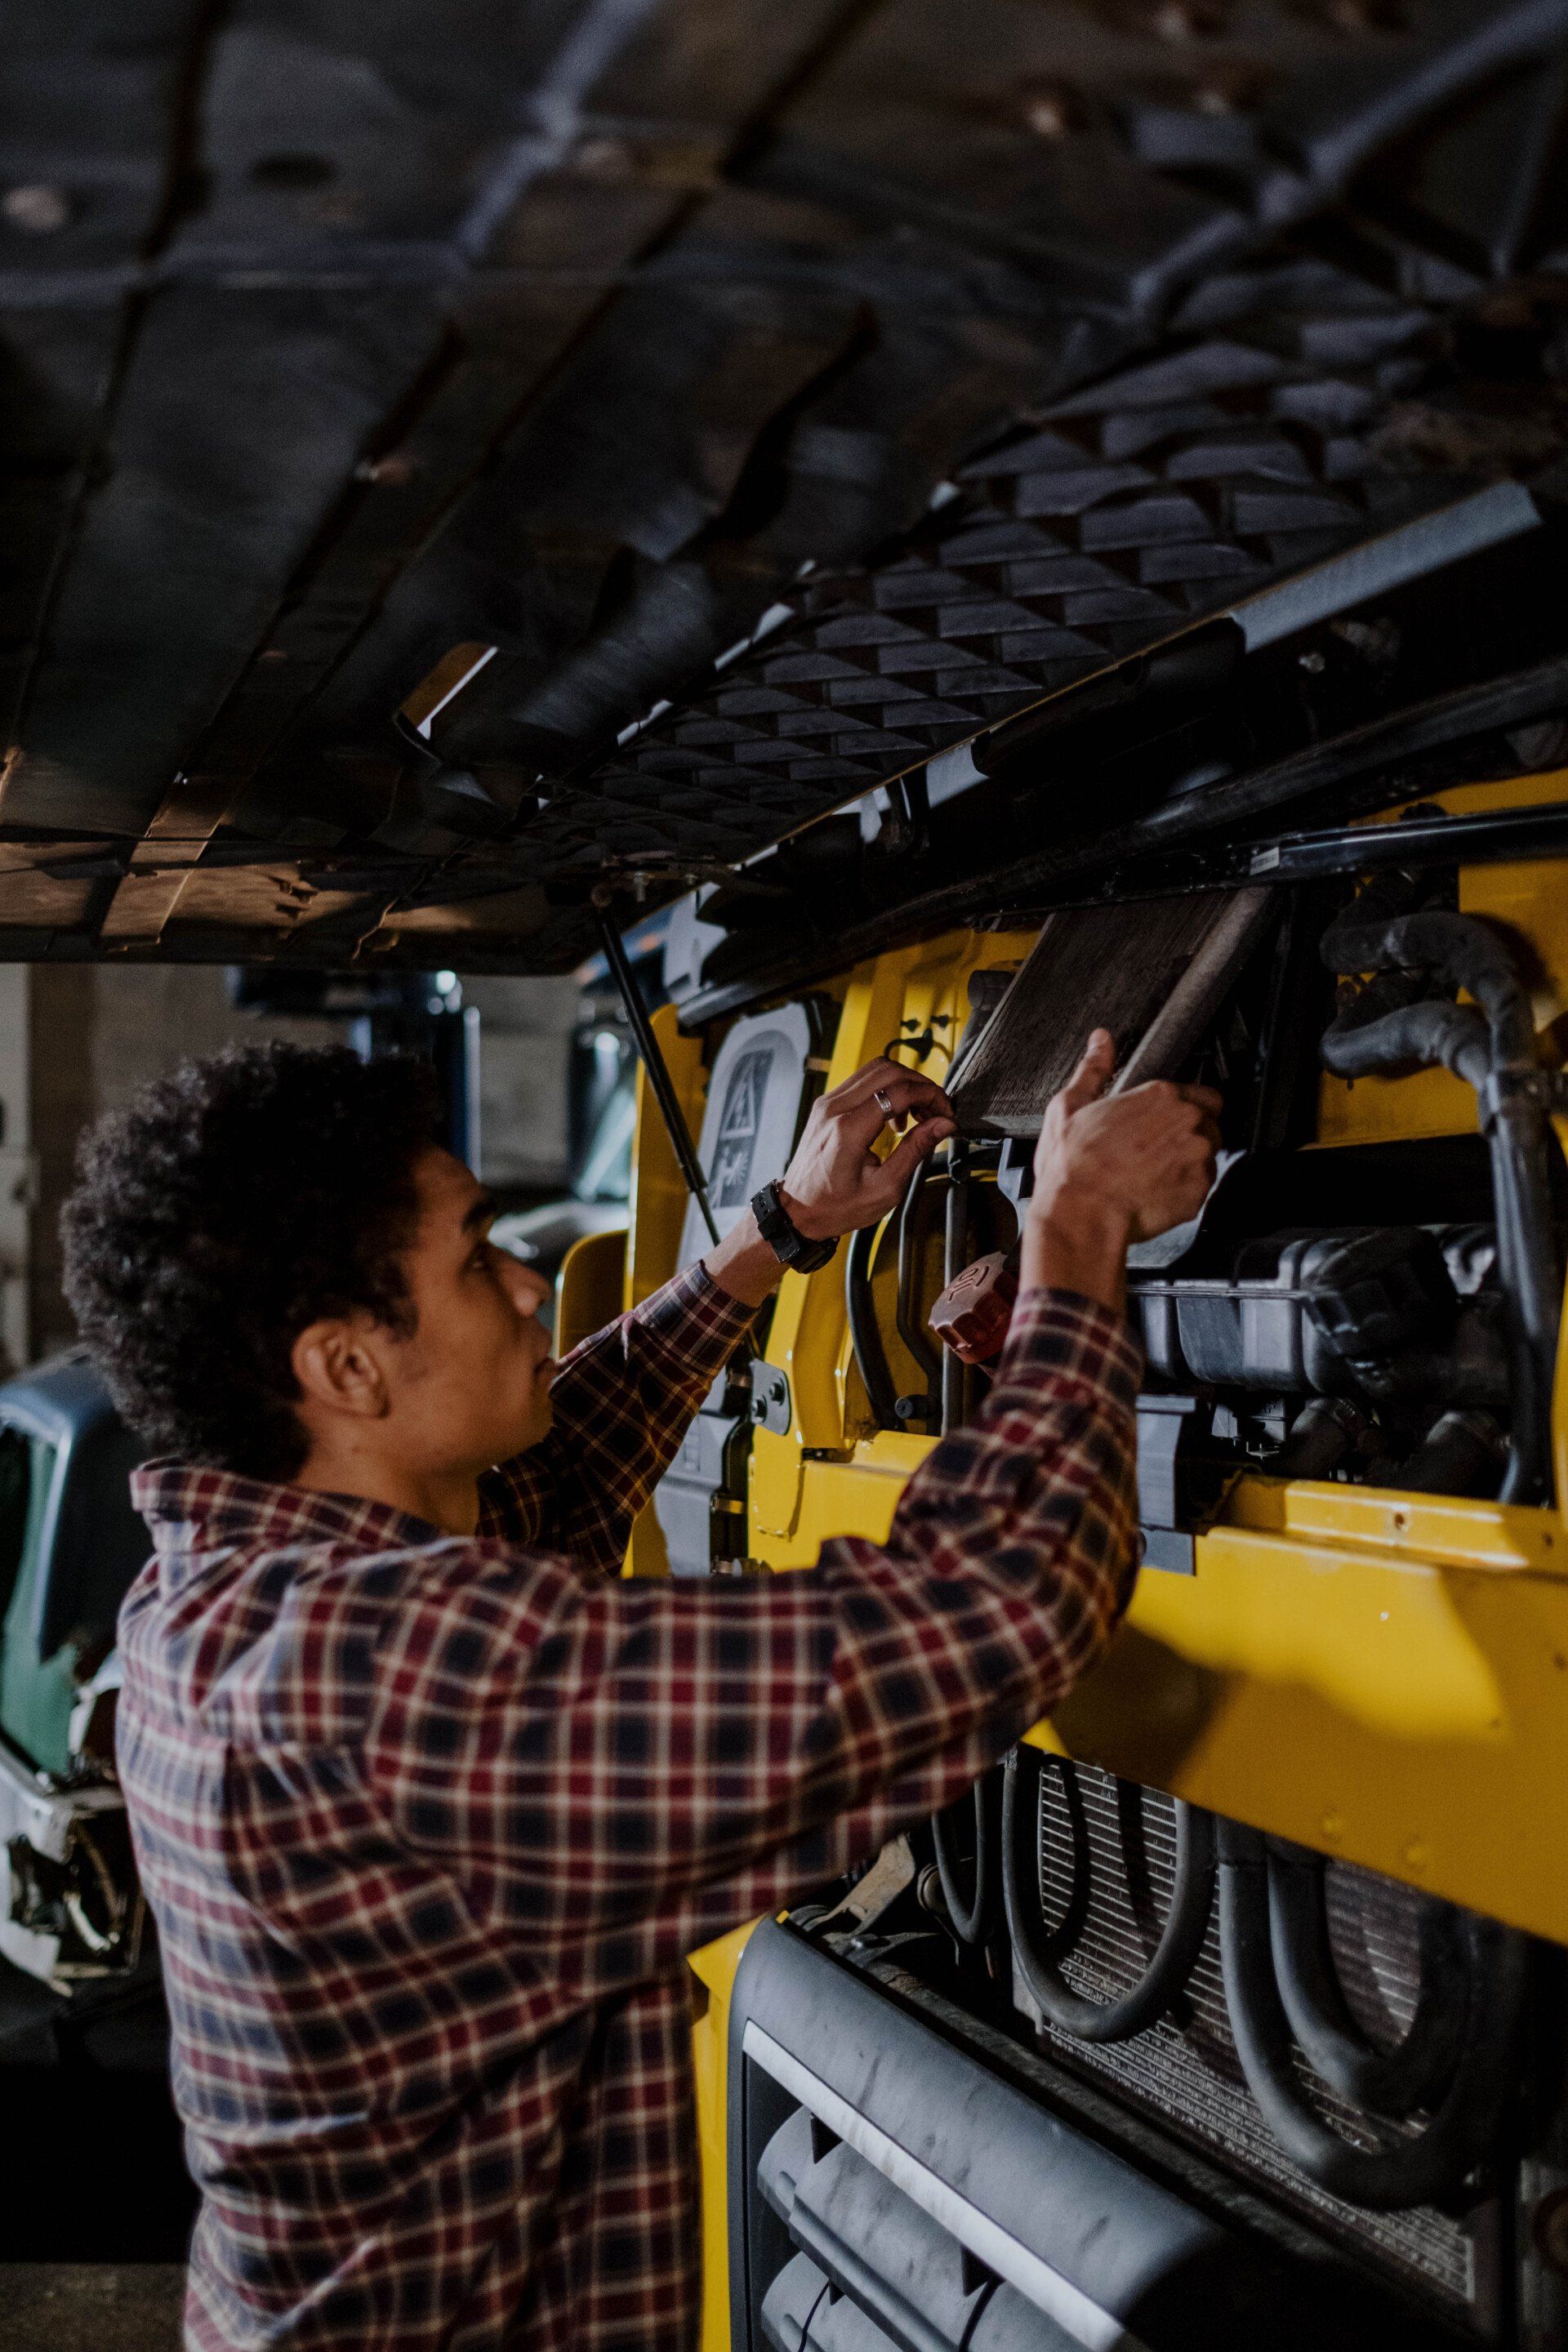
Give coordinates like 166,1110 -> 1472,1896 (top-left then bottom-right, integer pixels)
505,1255 -> 553,1325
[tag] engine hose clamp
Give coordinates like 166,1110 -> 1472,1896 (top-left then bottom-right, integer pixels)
1478,1066 -> 1568,1133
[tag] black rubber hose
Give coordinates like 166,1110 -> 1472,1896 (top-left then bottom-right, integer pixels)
1321,1000 -> 1490,1092
1320,911 -> 1561,1507
895,1160 -> 942,1418
1321,910 -> 1535,1062
1218,1819 -> 1529,2209
844,1220 -> 898,1432
1486,1092 -> 1562,1506
1003,1748 -> 1216,2043
942,1139 -> 971,1437
932,1773 -> 996,1948
1265,1842 -> 1468,2120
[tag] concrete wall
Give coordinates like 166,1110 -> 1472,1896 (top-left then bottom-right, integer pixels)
462,975 -> 580,1194
8,964 -> 579,1368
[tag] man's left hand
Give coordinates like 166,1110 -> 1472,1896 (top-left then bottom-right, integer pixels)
777,1058 -> 956,1241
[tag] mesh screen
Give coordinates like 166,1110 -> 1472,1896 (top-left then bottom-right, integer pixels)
1022,1760 -> 1486,2322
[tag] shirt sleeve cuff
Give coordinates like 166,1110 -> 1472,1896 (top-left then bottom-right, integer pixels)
994,1285 -> 1144,1416
628,1260 -> 760,1375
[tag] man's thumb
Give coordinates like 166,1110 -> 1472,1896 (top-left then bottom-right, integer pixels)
1058,1027 -> 1116,1109
880,1115 -> 956,1195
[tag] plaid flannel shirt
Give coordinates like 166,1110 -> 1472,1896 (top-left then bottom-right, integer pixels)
118,1261 -> 1143,2352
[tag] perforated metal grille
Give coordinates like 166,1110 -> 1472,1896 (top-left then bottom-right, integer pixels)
1020,1759 -> 1485,2321
577,250 -> 1501,874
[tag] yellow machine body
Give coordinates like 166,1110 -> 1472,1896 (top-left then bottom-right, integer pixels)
553,771 -> 1568,2351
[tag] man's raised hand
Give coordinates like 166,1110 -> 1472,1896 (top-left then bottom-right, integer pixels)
1022,1028 -> 1222,1311
778,1057 -> 956,1241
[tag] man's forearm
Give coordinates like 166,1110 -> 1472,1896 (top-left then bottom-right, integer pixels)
702,1209 -> 786,1307
1020,1188 -> 1134,1316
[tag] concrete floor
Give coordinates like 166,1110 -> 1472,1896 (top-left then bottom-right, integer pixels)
0,2265 -> 185,2350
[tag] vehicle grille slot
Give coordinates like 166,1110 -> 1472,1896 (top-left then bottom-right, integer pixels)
1025,1760 -> 1488,2327
756,2108 -> 1016,2352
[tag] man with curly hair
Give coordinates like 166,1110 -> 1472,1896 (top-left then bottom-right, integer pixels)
62,1033 -> 1218,2352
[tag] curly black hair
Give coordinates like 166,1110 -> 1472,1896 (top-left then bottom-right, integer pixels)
61,1044 -> 442,1479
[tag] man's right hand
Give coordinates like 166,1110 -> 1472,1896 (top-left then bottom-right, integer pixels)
1020,1028 -> 1221,1312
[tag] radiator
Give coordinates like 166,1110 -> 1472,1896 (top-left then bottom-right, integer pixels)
1017,1760 -> 1501,2337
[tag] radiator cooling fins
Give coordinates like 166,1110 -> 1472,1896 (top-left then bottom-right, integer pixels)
1003,1749 -> 1217,2046
1217,1819 -> 1530,2213
1003,1757 -> 1534,2216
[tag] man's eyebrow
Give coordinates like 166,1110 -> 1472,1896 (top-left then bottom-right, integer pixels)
461,1189 -> 500,1234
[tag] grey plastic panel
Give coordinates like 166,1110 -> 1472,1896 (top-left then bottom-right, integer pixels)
678,1004 -> 814,1268
728,1920 -> 1312,2352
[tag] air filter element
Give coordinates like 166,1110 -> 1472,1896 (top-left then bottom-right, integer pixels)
951,889 -> 1275,1137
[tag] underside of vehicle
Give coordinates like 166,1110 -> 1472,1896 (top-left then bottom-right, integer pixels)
11,2 -> 1568,2345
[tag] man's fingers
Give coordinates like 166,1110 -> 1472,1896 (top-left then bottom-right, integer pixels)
1178,1083 -> 1224,1116
835,1058 -> 951,1114
838,1067 -> 954,1149
1056,1028 -> 1116,1111
833,1057 -> 913,1107
876,1115 -> 956,1196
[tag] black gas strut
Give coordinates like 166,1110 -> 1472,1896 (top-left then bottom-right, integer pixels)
593,898 -> 719,1247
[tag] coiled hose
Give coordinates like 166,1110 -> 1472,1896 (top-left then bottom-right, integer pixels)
1265,1840 -> 1468,2118
1003,1748 -> 1215,2042
1218,1819 -> 1529,2208
931,1772 -> 997,1948
1320,908 -> 1562,1506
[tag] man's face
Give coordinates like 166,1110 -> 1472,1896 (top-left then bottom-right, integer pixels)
377,1147 -> 557,1477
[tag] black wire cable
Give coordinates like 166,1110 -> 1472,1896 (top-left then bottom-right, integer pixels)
844,1218 -> 898,1431
931,1772 -> 996,1947
1265,1841 -> 1468,2119
1217,1819 -> 1529,2210
895,1160 -> 942,1422
1002,1748 -> 1216,2043
941,1138 -> 970,1437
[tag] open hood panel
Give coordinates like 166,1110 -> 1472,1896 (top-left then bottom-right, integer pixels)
5,0 -> 1568,972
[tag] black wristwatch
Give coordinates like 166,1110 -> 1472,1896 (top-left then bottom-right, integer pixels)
751,1180 -> 837,1274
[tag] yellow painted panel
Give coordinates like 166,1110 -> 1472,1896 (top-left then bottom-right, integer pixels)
553,1225 -> 627,1360
1222,1471 -> 1566,1574
1033,1518 -> 1568,1945
690,1920 -> 760,2352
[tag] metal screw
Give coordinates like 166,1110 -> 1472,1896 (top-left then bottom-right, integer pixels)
354,453 -> 417,488
574,136 -> 633,181
2,184 -> 72,234
1152,2 -> 1200,38
1018,80 -> 1075,137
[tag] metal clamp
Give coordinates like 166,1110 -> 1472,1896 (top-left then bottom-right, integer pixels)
1477,1066 -> 1568,1132
750,1362 -> 792,1434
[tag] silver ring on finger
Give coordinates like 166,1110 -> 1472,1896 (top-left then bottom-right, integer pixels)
872,1087 -> 896,1123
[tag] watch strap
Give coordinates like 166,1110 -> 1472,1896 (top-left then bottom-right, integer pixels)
751,1180 -> 837,1273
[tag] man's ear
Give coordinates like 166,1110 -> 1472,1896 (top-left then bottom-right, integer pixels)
290,1318 -> 390,1423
